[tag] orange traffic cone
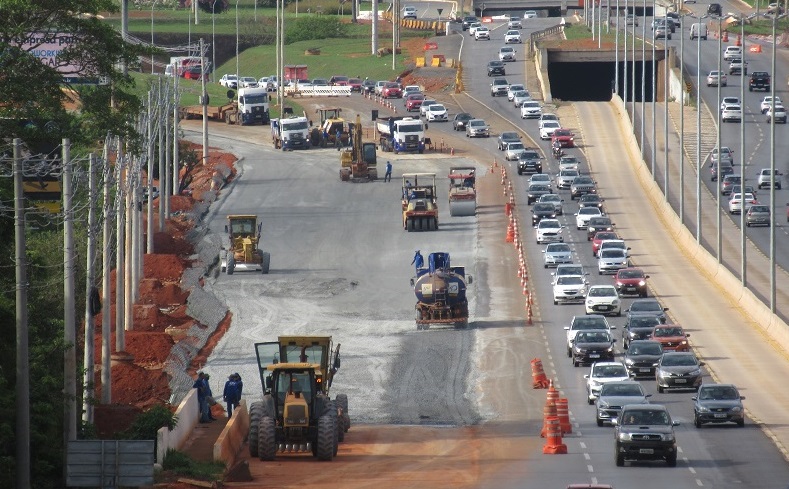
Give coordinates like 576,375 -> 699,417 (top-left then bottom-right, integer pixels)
556,398 -> 572,434
542,416 -> 568,454
540,399 -> 558,437
531,359 -> 550,389
735,34 -> 741,46
722,30 -> 729,42
505,218 -> 515,243
751,44 -> 762,53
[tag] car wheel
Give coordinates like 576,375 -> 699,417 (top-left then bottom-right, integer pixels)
694,414 -> 702,428
573,359 -> 580,367
737,418 -> 745,427
657,384 -> 664,393
597,418 -> 604,427
554,299 -> 558,305
615,449 -> 625,467
666,453 -> 677,467
588,397 -> 594,405
567,348 -> 572,358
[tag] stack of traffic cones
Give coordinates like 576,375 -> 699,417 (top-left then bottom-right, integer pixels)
542,381 -> 568,454
556,398 -> 572,434
505,216 -> 515,243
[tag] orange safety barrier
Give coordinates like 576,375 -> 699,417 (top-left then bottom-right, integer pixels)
751,44 -> 762,53
531,359 -> 550,389
722,30 -> 729,42
540,399 -> 558,437
556,398 -> 572,434
542,416 -> 568,454
424,42 -> 438,50
735,34 -> 741,46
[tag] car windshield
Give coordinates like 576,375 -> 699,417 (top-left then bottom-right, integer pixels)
469,120 -> 486,127
574,177 -> 594,184
554,130 -> 571,137
501,132 -> 519,140
508,142 -> 524,150
579,208 -> 600,215
589,218 -> 611,225
456,113 -> 472,120
523,102 -> 540,108
593,365 -> 628,377
534,204 -> 554,212
578,332 -> 610,343
589,287 -> 616,297
600,249 -> 625,258
561,170 -> 579,177
629,342 -> 663,355
654,327 -> 683,337
596,232 -> 617,241
662,354 -> 697,366
521,151 -> 540,160
399,123 -> 423,133
541,195 -> 560,202
430,105 -> 446,112
601,383 -> 643,396
622,410 -> 669,425
543,121 -> 560,129
557,266 -> 583,275
631,301 -> 663,312
540,221 -> 560,229
547,243 -> 571,252
558,276 -> 584,285
619,269 -> 644,279
573,317 -> 606,329
699,386 -> 739,400
750,206 -> 770,213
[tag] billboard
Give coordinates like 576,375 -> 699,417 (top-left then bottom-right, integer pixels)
21,32 -> 89,83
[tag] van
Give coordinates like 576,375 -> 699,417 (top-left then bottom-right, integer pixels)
690,23 -> 707,40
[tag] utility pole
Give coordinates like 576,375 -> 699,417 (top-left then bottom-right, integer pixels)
173,75 -> 180,200
124,155 -> 134,330
82,154 -> 98,424
158,77 -> 166,232
147,90 -> 155,254
372,0 -> 378,55
102,142 -> 113,404
62,140 -> 77,446
200,38 -> 209,166
15,139 -> 30,489
116,139 -> 126,346
164,79 -> 172,219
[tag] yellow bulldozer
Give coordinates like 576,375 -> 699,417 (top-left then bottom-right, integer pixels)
249,336 -> 350,461
313,107 -> 347,147
220,215 -> 271,274
339,114 -> 378,182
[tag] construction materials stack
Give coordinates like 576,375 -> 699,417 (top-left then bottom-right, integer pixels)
402,173 -> 439,231
448,166 -> 477,216
410,252 -> 473,330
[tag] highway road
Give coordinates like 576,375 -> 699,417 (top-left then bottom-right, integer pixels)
182,8 -> 789,489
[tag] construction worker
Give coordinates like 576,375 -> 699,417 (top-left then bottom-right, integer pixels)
223,374 -> 240,418
411,250 -> 424,274
384,161 -> 393,182
335,128 -> 342,148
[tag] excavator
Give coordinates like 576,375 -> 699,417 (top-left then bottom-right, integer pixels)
339,114 -> 378,182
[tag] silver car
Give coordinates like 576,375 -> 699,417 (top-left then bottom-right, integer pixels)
706,70 -> 727,87
465,119 -> 490,138
745,204 -> 771,227
539,194 -> 564,215
504,142 -> 527,161
596,381 -> 651,426
543,242 -> 574,268
553,275 -> 588,304
692,383 -> 745,427
556,169 -> 580,189
598,249 -> 629,275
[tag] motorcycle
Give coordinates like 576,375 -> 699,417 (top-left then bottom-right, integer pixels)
552,145 -> 564,159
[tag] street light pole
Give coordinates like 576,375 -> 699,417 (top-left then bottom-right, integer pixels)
663,23 -> 669,200
151,0 -> 156,74
641,0 -> 646,162
740,14 -> 750,285
680,14 -> 685,221
212,0 -> 217,83
235,0 -> 240,83
624,0 -> 629,109
696,15 -> 703,243
650,0 -> 655,170
716,15 -> 723,262
615,0 -> 620,94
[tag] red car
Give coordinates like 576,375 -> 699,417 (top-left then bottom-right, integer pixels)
591,231 -> 618,256
650,324 -> 690,352
330,75 -> 349,86
551,128 -> 575,147
405,93 -> 425,111
348,77 -> 363,92
382,82 -> 402,99
614,267 -> 649,297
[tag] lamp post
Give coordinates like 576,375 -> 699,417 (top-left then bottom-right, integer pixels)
631,0 -> 637,119
740,13 -> 752,285
624,0 -> 629,109
680,13 -> 685,222
767,13 -> 785,311
695,15 -> 706,243
640,0 -> 646,162
236,0 -> 240,84
615,0 -> 620,94
649,0 -> 655,169
212,0 -> 218,83
716,15 -> 722,263
151,0 -> 157,74
663,18 -> 669,200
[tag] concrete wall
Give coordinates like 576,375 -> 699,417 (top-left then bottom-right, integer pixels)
534,48 -> 553,103
156,389 -> 199,464
213,400 -> 250,467
610,94 -> 789,351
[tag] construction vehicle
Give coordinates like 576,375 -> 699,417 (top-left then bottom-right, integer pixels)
402,173 -> 439,231
377,116 -> 426,154
271,116 -> 311,150
220,215 -> 271,274
339,114 -> 378,181
179,87 -> 271,125
248,336 -> 350,461
309,107 -> 343,147
410,252 -> 473,330
448,167 -> 477,216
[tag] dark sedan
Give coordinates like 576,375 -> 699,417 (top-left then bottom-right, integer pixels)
586,216 -> 615,240
656,352 -> 705,392
622,314 -> 661,348
692,383 -> 745,427
624,339 -> 663,377
626,298 -> 668,323
531,203 -> 557,225
487,60 -> 506,76
453,112 -> 473,131
572,331 -> 616,367
579,193 -> 605,210
527,184 -> 553,205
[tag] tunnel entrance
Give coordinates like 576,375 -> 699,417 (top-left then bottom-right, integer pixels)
548,60 -> 655,102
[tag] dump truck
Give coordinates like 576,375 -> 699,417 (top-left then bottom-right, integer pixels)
248,336 -> 350,461
410,252 -> 473,330
377,116 -> 426,154
271,116 -> 311,150
339,114 -> 378,182
402,173 -> 439,231
179,87 -> 271,125
220,215 -> 271,274
448,167 -> 477,216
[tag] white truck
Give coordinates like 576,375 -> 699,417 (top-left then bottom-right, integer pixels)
271,116 -> 312,150
179,87 -> 270,125
376,116 -> 426,154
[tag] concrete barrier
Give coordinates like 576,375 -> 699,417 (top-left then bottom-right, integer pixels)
283,86 -> 351,97
213,400 -> 250,467
156,389 -> 199,464
608,94 -> 789,350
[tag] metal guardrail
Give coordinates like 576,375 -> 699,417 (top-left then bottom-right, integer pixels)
529,24 -> 565,52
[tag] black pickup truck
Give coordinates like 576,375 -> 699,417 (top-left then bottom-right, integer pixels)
749,71 -> 771,92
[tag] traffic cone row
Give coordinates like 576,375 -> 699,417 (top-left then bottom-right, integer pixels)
531,358 -> 550,389
499,162 -> 533,326
505,215 -> 515,243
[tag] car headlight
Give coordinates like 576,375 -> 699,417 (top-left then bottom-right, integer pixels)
618,432 -> 633,441
663,433 -> 675,442
591,379 -> 602,386
586,299 -> 594,306
689,368 -> 702,376
638,280 -> 646,286
612,299 -> 620,306
658,369 -> 671,378
697,405 -> 711,413
597,399 -> 609,408
625,357 -> 634,366
606,346 -> 614,353
731,406 -> 743,413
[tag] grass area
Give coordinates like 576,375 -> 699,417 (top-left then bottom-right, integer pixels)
742,18 -> 789,35
160,450 -> 225,482
558,23 -> 647,47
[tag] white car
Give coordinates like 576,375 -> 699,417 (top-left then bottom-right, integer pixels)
584,362 -> 631,404
723,45 -> 743,61
766,104 -> 788,123
564,315 -> 615,357
219,74 -> 238,88
529,173 -> 552,186
420,99 -> 437,116
559,155 -> 580,171
504,30 -> 523,44
512,91 -> 532,107
239,76 -> 258,88
576,207 -> 603,229
507,84 -> 526,100
539,113 -> 560,127
403,6 -> 417,18
553,275 -> 588,305
475,26 -> 490,40
720,96 -> 741,111
523,10 -> 538,19
586,286 -> 622,317
468,22 -> 482,35
539,121 -> 561,140
728,192 -> 758,214
403,85 -> 421,96
508,16 -> 523,29
539,194 -> 564,215
721,104 -> 742,122
504,142 -> 527,161
499,46 -> 516,62
598,239 -> 630,258
761,95 -> 783,114
597,249 -> 629,275
521,101 -> 543,118
426,104 -> 448,122
556,169 -> 580,189
706,70 -> 727,87
543,243 -> 574,268
536,219 -> 564,244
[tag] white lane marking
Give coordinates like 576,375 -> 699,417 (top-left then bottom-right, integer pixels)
579,442 -> 587,449
689,467 -> 696,474
584,453 -> 591,460
696,479 -> 704,486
